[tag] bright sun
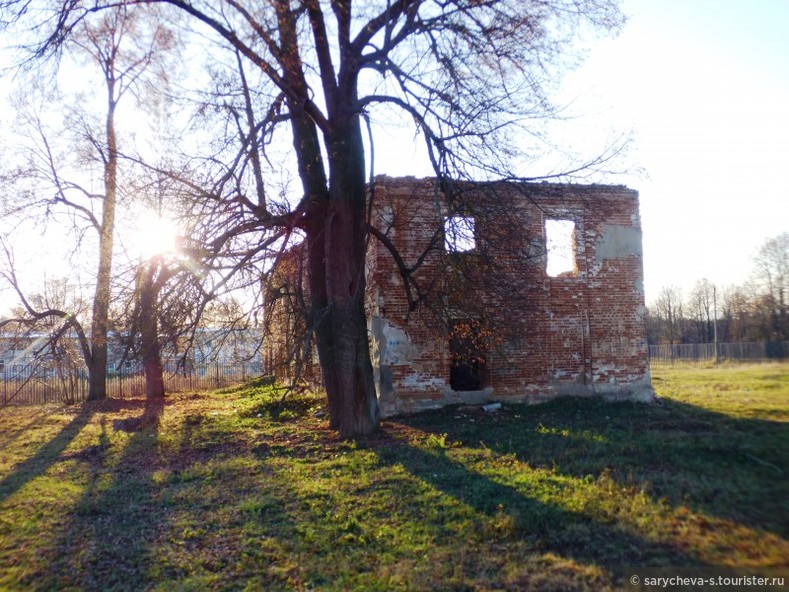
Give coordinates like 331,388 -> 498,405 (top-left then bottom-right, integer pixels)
131,210 -> 180,260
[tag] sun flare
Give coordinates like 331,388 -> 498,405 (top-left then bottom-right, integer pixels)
131,210 -> 180,260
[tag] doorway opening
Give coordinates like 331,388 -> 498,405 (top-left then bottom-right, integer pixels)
449,320 -> 486,391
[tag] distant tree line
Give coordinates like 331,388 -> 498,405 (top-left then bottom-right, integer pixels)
647,233 -> 788,345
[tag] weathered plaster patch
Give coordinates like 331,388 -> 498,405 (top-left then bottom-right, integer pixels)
371,316 -> 420,365
595,224 -> 643,263
635,304 -> 647,321
382,323 -> 419,364
595,376 -> 655,403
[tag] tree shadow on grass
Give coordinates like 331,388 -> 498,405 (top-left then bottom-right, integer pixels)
371,429 -> 701,582
40,397 -> 305,590
393,397 -> 789,541
0,405 -> 95,504
0,408 -> 49,451
157,406 -> 307,588
28,396 -> 167,591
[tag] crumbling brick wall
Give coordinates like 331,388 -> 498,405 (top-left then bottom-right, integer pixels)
264,176 -> 653,414
262,243 -> 320,384
366,176 -> 653,416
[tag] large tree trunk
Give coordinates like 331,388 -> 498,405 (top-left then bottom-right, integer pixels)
323,116 -> 379,437
289,115 -> 380,437
88,80 -> 118,401
305,206 -> 379,437
275,4 -> 379,436
139,260 -> 165,400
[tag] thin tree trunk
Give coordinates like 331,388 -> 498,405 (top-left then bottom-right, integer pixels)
88,78 -> 118,401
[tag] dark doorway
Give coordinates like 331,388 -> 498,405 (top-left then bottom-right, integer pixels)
449,321 -> 485,391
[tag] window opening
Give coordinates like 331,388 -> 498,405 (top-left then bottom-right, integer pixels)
546,219 -> 577,277
444,216 -> 476,253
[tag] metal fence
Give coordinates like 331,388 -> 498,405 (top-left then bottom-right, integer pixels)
648,341 -> 789,368
1,360 -> 264,407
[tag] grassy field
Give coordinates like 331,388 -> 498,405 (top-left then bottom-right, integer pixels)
0,364 -> 787,591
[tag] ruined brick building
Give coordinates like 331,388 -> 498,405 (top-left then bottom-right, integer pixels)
265,175 -> 653,416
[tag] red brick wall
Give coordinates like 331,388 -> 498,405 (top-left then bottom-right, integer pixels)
262,243 -> 321,385
366,176 -> 653,416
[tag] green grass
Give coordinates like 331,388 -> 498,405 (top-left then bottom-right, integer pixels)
1,364 -> 787,591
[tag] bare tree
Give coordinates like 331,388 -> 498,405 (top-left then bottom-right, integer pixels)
2,6 -> 175,400
0,260 -> 93,404
648,235 -> 788,347
4,0 -> 624,435
687,278 -> 716,344
718,284 -> 751,343
651,286 -> 683,345
752,232 -> 788,341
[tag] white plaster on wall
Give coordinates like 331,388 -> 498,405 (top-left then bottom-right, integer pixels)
595,224 -> 643,262
379,319 -> 420,365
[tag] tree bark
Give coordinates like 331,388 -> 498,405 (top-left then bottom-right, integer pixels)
88,76 -> 118,401
139,259 -> 166,399
274,2 -> 379,436
318,114 -> 379,437
291,111 -> 380,436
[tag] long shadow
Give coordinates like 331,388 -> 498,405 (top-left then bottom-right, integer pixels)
28,397 -> 168,591
372,431 -> 701,575
0,405 -> 95,504
33,396 -> 303,590
395,396 -> 789,539
0,409 -> 49,451
162,404 -> 305,588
